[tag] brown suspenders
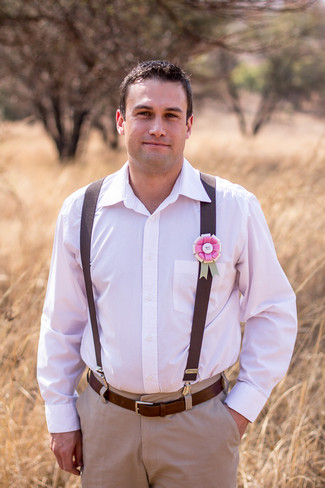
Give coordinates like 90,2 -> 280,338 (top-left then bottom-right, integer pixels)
80,173 -> 216,387
183,173 -> 216,382
80,177 -> 106,382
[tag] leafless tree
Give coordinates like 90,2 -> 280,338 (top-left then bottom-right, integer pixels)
0,0 -> 317,160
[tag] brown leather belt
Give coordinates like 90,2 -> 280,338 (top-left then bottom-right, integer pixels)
88,371 -> 224,417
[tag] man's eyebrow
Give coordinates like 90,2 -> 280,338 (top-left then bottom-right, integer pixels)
165,107 -> 183,113
133,104 -> 183,113
133,104 -> 153,111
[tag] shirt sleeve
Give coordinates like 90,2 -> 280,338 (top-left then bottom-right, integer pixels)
37,197 -> 88,433
225,194 -> 297,422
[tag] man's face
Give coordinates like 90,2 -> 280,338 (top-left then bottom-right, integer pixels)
116,79 -> 193,177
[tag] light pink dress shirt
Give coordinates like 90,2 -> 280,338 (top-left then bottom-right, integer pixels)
37,160 -> 297,433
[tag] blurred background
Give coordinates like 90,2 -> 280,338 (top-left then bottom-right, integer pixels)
0,1 -> 324,487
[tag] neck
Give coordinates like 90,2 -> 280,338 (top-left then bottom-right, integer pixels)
128,165 -> 182,214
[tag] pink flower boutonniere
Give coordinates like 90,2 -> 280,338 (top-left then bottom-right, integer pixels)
193,234 -> 221,279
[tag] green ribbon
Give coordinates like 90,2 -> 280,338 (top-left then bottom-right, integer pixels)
199,261 -> 220,279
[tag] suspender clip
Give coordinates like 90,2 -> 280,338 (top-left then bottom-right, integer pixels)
182,382 -> 192,396
96,366 -> 109,389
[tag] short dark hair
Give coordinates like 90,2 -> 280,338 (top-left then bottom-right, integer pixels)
119,60 -> 193,121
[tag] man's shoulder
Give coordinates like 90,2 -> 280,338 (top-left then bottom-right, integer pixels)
60,171 -> 118,218
60,184 -> 89,219
214,175 -> 255,204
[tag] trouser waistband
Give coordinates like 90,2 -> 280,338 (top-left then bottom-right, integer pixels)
88,370 -> 226,417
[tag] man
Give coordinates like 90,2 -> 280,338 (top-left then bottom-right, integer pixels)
37,60 -> 297,487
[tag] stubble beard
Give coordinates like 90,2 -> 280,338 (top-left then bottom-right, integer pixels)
131,150 -> 181,177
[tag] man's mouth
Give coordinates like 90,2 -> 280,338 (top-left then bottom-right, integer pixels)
143,141 -> 170,147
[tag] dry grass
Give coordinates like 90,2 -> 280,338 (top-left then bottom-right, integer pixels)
0,106 -> 324,487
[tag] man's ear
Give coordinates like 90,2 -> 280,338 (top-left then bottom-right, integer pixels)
186,114 -> 194,139
116,109 -> 125,135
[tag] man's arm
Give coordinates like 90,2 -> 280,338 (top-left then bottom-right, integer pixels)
225,194 -> 297,423
37,195 -> 88,434
50,430 -> 83,476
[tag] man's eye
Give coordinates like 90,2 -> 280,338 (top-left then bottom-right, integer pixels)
138,111 -> 151,117
166,113 -> 178,118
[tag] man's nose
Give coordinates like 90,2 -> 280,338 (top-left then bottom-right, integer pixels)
149,117 -> 166,137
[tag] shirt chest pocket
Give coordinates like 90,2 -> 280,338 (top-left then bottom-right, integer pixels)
173,260 -> 226,318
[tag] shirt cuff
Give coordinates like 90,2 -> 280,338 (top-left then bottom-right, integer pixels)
45,402 -> 81,433
224,381 -> 269,423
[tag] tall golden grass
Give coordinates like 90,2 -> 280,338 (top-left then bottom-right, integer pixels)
0,106 -> 324,487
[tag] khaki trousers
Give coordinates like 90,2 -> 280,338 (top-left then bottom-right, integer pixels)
76,375 -> 240,488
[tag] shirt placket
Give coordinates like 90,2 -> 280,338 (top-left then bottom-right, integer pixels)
142,212 -> 160,392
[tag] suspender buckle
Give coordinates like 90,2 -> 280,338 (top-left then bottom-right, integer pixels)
182,382 -> 192,396
96,366 -> 108,389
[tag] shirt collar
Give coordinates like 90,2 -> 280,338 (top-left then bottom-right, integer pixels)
99,159 -> 211,210
99,162 -> 128,208
177,159 -> 211,203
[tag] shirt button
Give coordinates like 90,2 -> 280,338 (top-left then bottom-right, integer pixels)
145,293 -> 153,301
146,375 -> 154,381
145,335 -> 153,342
147,253 -> 153,261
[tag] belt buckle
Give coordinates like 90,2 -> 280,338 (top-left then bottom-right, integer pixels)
135,400 -> 154,415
